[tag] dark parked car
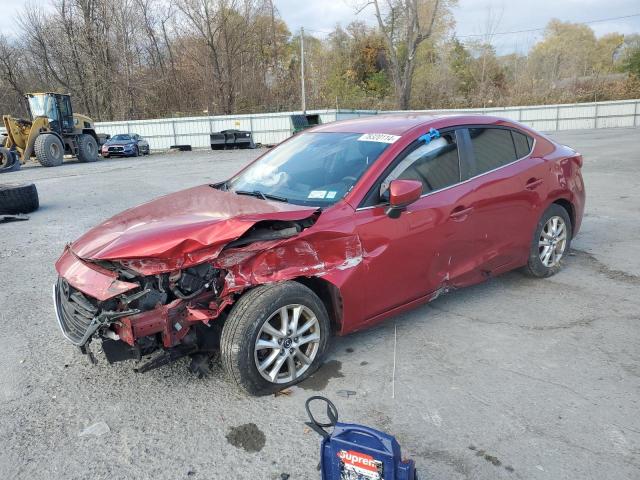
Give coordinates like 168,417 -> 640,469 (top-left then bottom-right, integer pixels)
101,133 -> 150,157
54,114 -> 585,395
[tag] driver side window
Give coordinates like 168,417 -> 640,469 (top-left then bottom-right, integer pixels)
379,132 -> 461,200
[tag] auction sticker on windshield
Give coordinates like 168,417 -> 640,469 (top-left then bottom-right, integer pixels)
308,190 -> 327,199
358,133 -> 401,144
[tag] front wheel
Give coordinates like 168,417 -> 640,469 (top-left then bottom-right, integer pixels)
221,282 -> 331,395
523,204 -> 572,278
34,134 -> 64,167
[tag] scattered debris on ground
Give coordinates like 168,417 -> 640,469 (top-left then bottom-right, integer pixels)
0,213 -> 29,223
78,421 -> 110,437
336,390 -> 357,398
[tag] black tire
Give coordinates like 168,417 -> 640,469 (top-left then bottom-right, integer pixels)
76,134 -> 98,162
221,281 -> 331,396
522,204 -> 572,278
0,183 -> 39,214
34,134 -> 64,167
0,147 -> 13,168
133,146 -> 139,157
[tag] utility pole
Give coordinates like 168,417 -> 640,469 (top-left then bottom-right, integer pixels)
300,27 -> 306,113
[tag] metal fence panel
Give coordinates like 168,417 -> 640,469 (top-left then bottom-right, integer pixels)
94,99 -> 639,150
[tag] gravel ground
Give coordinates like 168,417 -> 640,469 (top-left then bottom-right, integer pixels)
1,129 -> 639,480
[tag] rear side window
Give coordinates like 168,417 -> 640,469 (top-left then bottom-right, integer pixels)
382,132 -> 460,196
466,127 -> 534,177
512,130 -> 533,158
468,128 -> 517,176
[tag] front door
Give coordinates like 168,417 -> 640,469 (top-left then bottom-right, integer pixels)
348,129 -> 476,329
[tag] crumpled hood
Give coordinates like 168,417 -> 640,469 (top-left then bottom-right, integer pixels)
69,184 -> 318,273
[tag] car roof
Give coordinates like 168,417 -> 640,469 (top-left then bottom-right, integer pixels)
311,113 -> 517,135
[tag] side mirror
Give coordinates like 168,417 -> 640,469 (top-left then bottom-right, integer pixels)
386,179 -> 422,218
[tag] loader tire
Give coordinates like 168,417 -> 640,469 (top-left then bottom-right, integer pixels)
0,147 -> 13,168
0,183 -> 39,214
34,134 -> 64,167
77,134 -> 98,162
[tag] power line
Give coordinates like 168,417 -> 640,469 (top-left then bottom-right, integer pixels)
301,12 -> 640,40
455,12 -> 640,38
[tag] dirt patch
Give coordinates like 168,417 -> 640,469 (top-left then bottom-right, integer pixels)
298,360 -> 344,391
225,423 -> 266,452
573,249 -> 640,286
417,448 -> 470,477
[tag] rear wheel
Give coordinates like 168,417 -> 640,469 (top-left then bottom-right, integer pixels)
34,134 -> 64,167
221,282 -> 331,395
76,134 -> 98,162
523,204 -> 572,278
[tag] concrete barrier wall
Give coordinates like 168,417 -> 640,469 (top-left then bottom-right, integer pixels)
95,99 -> 640,150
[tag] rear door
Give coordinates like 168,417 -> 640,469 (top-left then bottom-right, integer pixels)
454,126 -> 546,275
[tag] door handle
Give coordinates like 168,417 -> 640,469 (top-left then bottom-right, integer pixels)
525,177 -> 543,190
450,205 -> 473,220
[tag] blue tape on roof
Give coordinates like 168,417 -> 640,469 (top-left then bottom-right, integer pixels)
418,128 -> 441,144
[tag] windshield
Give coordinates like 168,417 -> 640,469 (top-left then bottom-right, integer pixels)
227,132 -> 390,206
27,95 -> 57,122
112,134 -> 133,141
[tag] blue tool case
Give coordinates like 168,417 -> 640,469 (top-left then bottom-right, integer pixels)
305,396 -> 417,480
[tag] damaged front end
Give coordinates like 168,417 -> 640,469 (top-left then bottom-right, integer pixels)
53,248 -> 229,374
53,209 -> 360,376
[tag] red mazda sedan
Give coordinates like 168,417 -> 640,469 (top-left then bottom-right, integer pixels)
54,114 -> 585,395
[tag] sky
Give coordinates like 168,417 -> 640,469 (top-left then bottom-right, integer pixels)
1,0 -> 639,55
276,0 -> 640,54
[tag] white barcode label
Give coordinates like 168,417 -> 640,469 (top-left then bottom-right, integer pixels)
358,133 -> 401,144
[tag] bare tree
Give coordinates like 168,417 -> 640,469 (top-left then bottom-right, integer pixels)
0,0 -> 635,119
368,0 -> 442,109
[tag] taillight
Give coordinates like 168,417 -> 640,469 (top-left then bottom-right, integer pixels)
571,153 -> 583,168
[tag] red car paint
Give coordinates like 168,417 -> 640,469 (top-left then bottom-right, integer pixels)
55,114 -> 585,349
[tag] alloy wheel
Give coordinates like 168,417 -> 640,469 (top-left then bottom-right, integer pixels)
538,216 -> 568,267
253,304 -> 321,384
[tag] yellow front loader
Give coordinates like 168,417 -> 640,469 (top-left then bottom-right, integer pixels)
0,92 -> 100,171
